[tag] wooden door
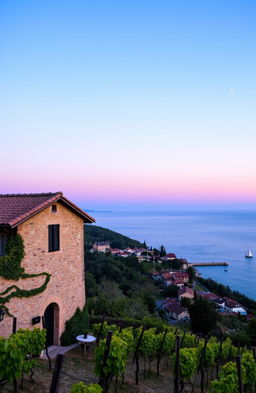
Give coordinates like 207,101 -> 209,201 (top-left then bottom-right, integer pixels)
44,303 -> 54,347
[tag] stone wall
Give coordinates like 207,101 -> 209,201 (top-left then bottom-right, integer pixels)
0,202 -> 86,343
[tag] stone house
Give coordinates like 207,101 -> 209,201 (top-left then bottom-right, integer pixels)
162,271 -> 189,287
164,302 -> 190,321
0,192 -> 94,346
92,242 -> 110,253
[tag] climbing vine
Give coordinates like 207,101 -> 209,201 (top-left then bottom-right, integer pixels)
0,234 -> 25,280
0,234 -> 51,315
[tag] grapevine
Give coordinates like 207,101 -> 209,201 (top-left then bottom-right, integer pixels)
70,382 -> 103,393
95,335 -> 128,378
241,352 -> 256,390
0,328 -> 46,384
139,328 -> 158,358
179,347 -> 198,380
92,322 -> 118,338
90,320 -> 256,393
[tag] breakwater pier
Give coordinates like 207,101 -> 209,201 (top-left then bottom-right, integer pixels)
189,262 -> 229,267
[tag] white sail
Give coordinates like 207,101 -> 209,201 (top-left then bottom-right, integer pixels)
245,248 -> 253,258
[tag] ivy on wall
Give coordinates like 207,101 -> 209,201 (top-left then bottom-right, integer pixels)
0,234 -> 51,316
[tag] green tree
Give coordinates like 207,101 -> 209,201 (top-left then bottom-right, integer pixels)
163,258 -> 183,270
153,248 -> 160,256
86,272 -> 98,298
229,330 -> 250,347
189,296 -> 218,336
162,284 -> 179,298
247,317 -> 256,346
187,266 -> 196,284
180,297 -> 192,308
159,245 -> 166,257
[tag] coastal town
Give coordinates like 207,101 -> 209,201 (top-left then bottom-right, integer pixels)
92,241 -> 177,262
91,241 -> 248,323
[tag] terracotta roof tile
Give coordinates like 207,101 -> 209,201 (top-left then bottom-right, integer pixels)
0,192 -> 95,227
165,303 -> 188,315
178,287 -> 194,296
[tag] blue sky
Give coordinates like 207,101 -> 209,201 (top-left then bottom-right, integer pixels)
1,1 -> 256,210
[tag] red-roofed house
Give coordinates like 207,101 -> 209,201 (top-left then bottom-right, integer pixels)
172,279 -> 186,288
0,192 -> 95,345
92,242 -> 110,252
166,253 -> 176,259
164,302 -> 190,321
178,287 -> 195,300
196,292 -> 247,315
197,291 -> 218,301
162,271 -> 189,287
223,297 -> 247,315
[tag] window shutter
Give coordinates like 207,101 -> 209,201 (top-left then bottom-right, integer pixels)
53,225 -> 60,251
48,226 -> 53,252
0,233 -> 8,256
48,225 -> 60,252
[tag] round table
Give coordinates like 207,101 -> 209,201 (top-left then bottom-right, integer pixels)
76,335 -> 96,356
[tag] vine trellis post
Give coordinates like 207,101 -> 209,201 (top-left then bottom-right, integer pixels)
49,354 -> 64,393
99,330 -> 113,393
236,355 -> 243,393
174,335 -> 180,393
157,328 -> 168,377
197,337 -> 208,393
132,325 -> 146,385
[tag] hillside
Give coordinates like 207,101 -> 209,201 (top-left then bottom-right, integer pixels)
84,225 -> 159,320
85,224 -> 145,249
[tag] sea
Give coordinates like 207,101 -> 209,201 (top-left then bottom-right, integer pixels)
89,210 -> 256,300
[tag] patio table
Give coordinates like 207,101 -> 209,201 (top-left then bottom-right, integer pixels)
76,334 -> 96,356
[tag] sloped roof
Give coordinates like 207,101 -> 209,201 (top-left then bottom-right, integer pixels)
0,192 -> 95,228
178,287 -> 194,296
223,297 -> 243,309
166,303 -> 188,315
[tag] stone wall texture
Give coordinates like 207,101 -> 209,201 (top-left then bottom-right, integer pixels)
0,202 -> 86,343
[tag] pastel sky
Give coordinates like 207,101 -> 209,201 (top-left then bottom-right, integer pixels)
1,1 -> 256,210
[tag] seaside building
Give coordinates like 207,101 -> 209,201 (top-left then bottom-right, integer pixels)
162,253 -> 177,261
162,272 -> 189,287
0,192 -> 94,345
163,301 -> 190,321
178,287 -> 195,300
92,242 -> 110,253
197,292 -> 247,315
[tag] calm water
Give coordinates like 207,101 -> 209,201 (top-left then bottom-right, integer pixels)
90,210 -> 256,300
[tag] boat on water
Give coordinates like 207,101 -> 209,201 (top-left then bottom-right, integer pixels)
245,248 -> 253,258
224,269 -> 228,272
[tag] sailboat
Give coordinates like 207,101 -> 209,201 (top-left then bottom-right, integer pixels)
245,248 -> 253,258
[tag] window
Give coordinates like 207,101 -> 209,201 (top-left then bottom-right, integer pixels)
51,205 -> 57,213
48,225 -> 60,252
0,233 -> 8,256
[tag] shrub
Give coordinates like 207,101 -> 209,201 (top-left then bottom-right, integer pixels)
60,305 -> 89,345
